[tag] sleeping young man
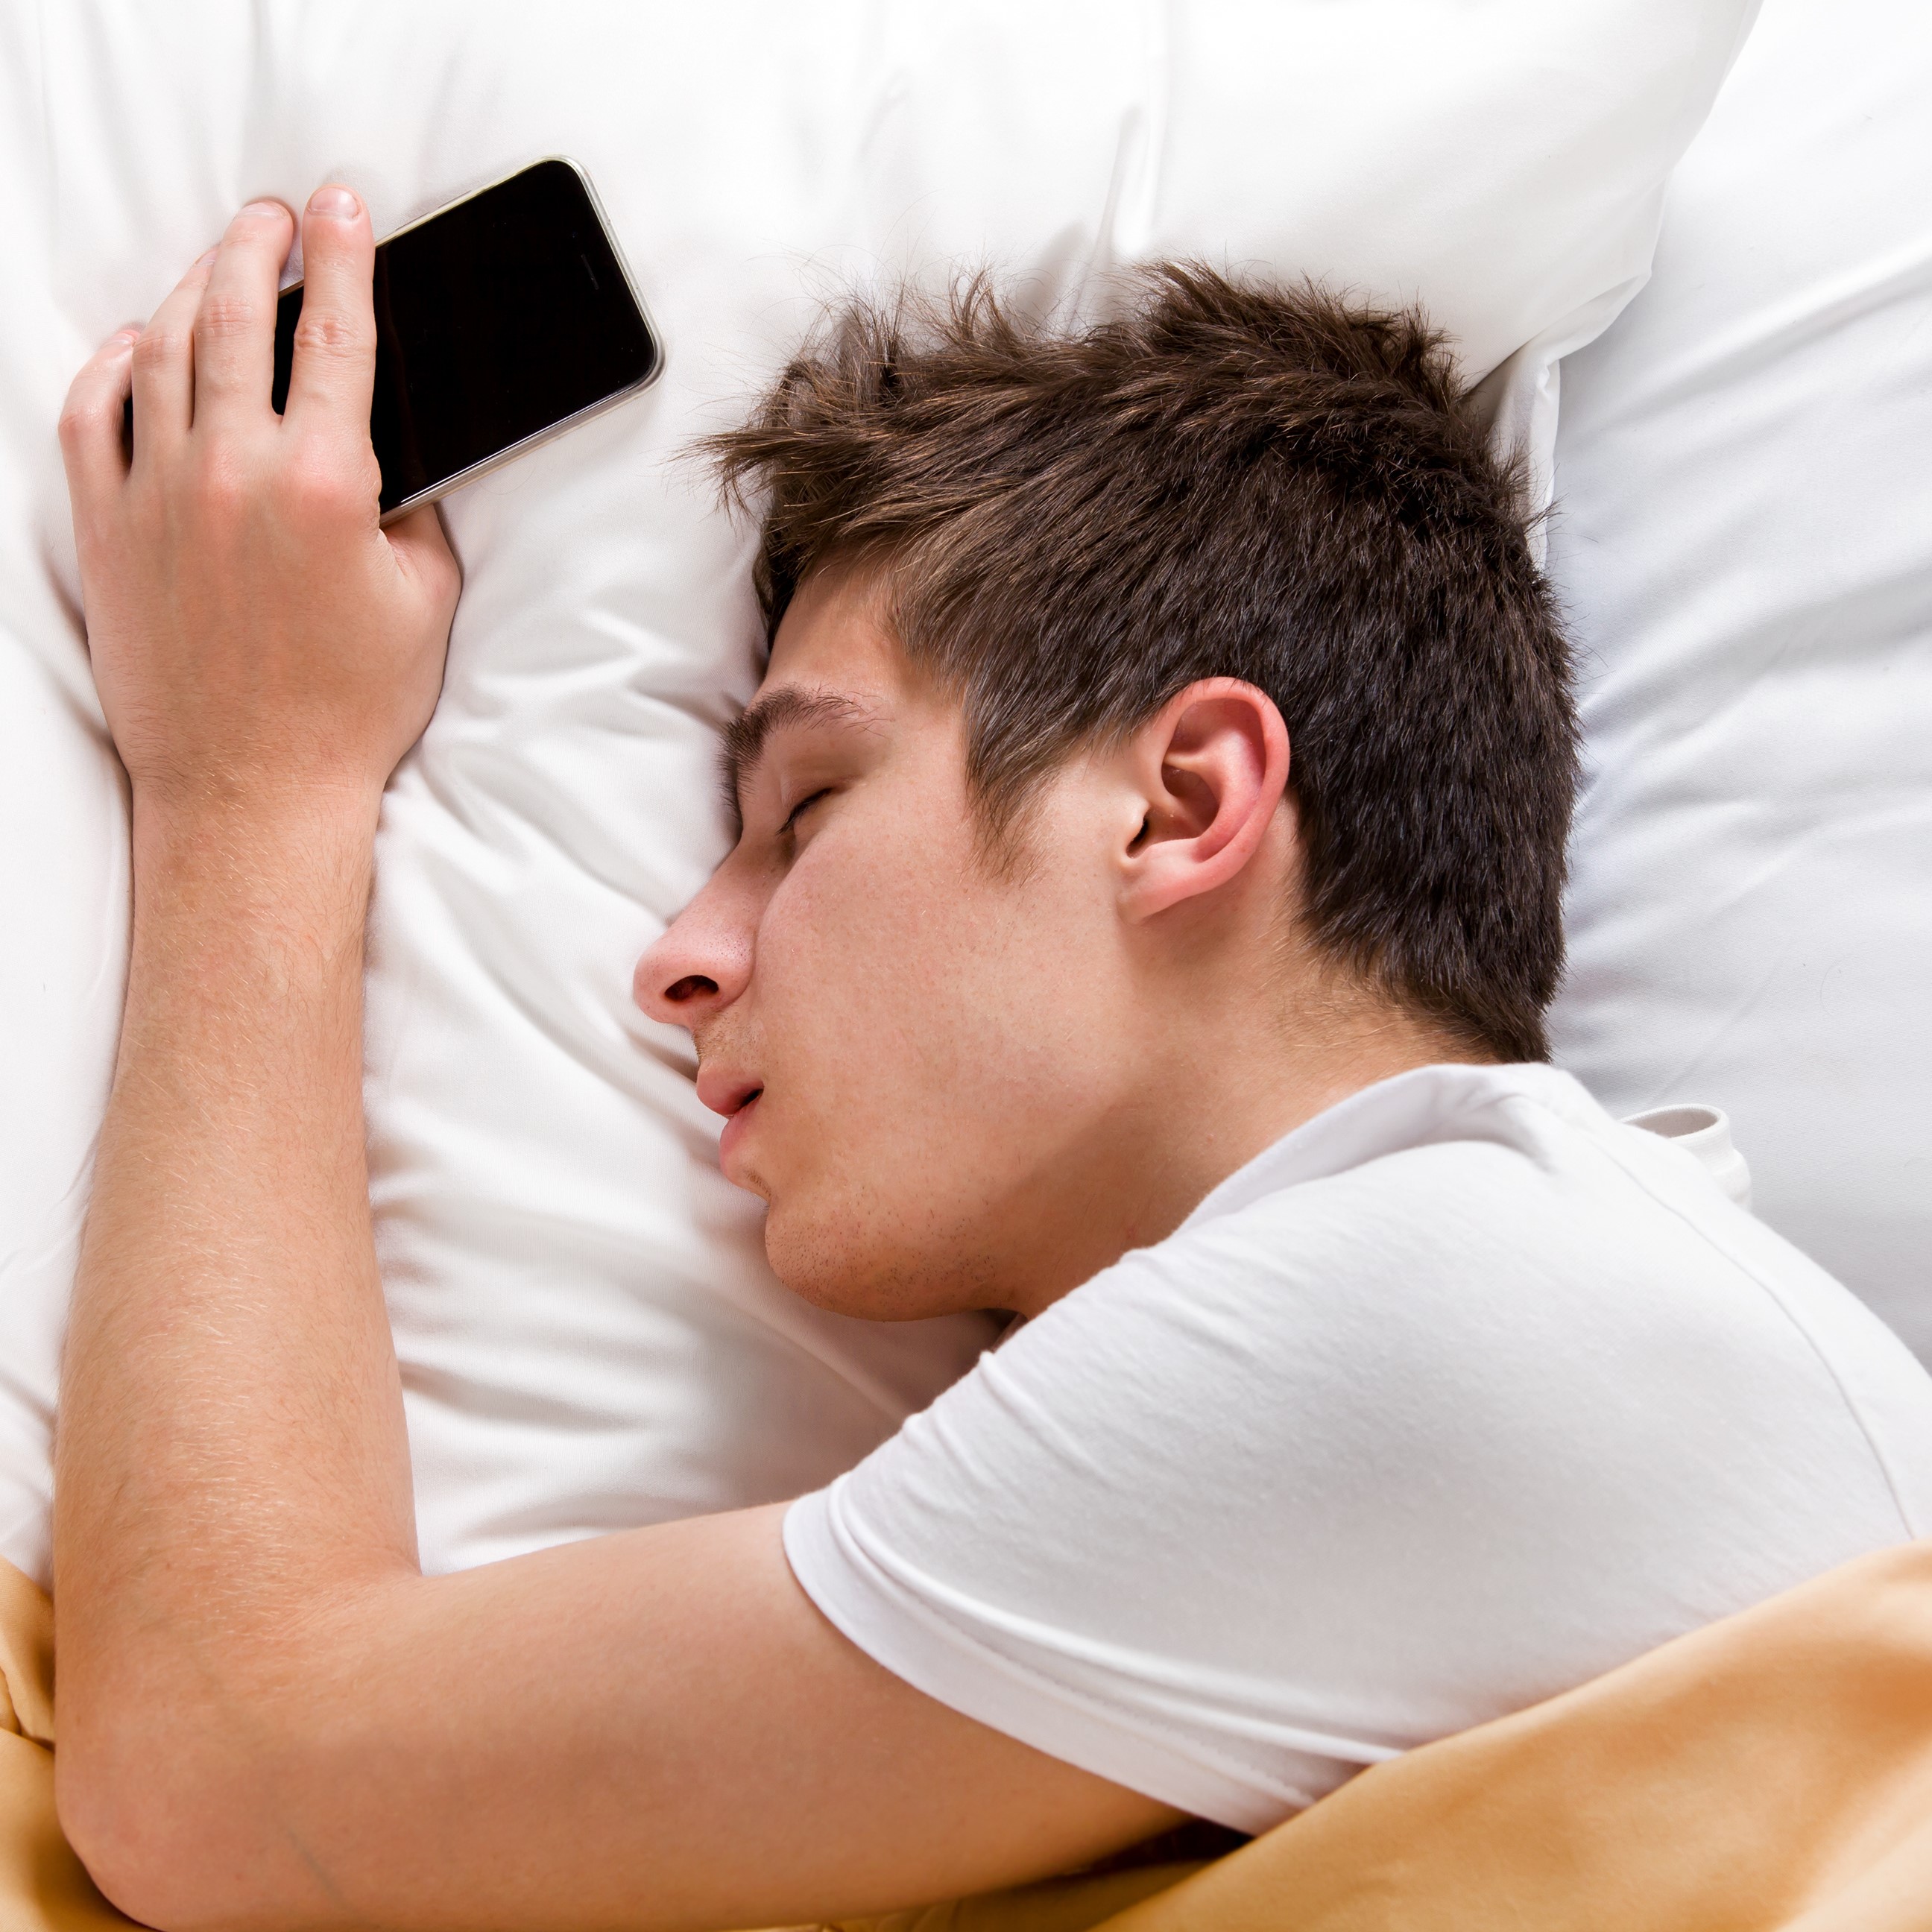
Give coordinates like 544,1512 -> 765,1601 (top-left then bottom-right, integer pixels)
51,186 -> 1932,1932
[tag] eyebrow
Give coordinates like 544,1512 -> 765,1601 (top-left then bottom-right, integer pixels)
719,686 -> 875,821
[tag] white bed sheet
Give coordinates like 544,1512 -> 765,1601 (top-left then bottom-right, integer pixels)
0,0 -> 1753,1588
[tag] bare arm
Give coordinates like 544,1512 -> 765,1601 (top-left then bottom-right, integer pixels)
53,192 -> 1175,1932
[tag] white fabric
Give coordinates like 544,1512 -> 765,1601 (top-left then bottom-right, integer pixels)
784,1062 -> 1932,1834
1546,0 -> 1932,1360
1625,1103 -> 1751,1207
0,1 -> 1754,1591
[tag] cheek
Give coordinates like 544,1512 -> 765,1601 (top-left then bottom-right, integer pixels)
751,839 -> 1069,1312
761,815 -> 991,1105
758,801 -> 1112,1189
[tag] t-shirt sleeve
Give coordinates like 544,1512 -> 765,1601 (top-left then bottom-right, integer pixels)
781,1214 -> 1366,1831
782,1143 -> 1916,1834
783,1164 -> 1482,1832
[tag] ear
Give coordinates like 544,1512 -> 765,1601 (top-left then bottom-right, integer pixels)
1115,678 -> 1291,921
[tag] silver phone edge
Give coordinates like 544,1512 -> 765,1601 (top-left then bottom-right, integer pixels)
376,366 -> 659,525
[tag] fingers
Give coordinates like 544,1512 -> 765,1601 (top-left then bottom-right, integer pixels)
191,200 -> 295,429
129,248 -> 216,463
119,186 -> 368,471
283,185 -> 376,431
58,329 -> 139,511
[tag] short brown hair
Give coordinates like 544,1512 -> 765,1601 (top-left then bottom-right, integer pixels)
707,265 -> 1576,1062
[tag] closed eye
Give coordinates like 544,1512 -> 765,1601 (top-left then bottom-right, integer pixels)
783,789 -> 833,836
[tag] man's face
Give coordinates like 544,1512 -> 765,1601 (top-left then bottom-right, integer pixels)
634,570 -> 1152,1319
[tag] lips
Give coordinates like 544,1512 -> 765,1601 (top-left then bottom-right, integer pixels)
716,1090 -> 762,1174
697,1067 -> 764,1176
695,1064 -> 763,1120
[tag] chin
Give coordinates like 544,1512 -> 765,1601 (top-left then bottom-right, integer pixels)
763,1197 -> 980,1322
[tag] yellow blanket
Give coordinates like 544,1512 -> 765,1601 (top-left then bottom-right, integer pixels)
9,1546 -> 1932,1932
0,1560 -> 129,1928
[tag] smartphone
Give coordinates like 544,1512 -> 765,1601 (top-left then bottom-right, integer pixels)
293,157 -> 664,519
121,159 -> 661,518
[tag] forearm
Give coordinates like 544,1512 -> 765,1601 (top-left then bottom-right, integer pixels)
54,793 -> 417,1808
51,186 -> 476,1926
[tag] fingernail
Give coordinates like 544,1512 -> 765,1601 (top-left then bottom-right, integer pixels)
195,247 -> 219,268
242,198 -> 286,220
307,185 -> 359,219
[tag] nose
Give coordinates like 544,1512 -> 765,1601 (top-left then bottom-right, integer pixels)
633,871 -> 755,1029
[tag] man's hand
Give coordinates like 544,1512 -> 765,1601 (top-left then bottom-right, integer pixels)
58,188 -> 457,827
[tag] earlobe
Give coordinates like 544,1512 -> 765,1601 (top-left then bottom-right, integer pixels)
1118,679 -> 1290,921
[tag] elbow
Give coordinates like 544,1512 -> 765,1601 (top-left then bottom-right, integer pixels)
57,1704 -> 309,1932
53,1573 -> 417,1927
59,1717 -> 233,1931
52,1564 -> 420,1929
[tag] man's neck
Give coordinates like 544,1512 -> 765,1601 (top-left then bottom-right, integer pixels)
1001,986 -> 1487,1320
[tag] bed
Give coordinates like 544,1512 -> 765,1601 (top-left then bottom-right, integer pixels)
3,1 -> 1928,1925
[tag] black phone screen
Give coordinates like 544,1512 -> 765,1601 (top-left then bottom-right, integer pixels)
271,160 -> 660,514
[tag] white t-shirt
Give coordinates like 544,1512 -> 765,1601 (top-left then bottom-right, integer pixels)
783,1062 -> 1932,1834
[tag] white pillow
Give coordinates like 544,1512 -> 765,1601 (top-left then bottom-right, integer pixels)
1547,0 -> 1932,1363
0,0 -> 1753,1588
